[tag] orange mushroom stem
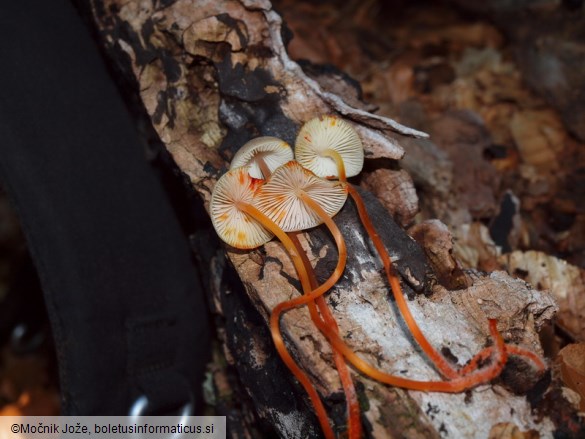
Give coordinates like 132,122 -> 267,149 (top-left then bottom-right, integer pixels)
344,181 -> 548,384
237,201 -> 338,439
255,154 -> 272,180
275,267 -> 508,392
459,344 -> 547,376
211,168 -> 336,438
317,146 -> 462,379
253,161 -> 364,437
233,142 -> 361,438
346,180 -> 461,379
288,232 -> 362,439
348,171 -> 520,387
263,163 -> 508,393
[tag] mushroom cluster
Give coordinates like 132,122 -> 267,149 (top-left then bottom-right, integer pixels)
211,137 -> 356,438
210,118 -> 546,439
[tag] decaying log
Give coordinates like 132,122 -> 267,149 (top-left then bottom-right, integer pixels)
90,1 -> 583,437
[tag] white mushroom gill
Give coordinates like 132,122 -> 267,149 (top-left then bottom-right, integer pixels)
230,136 -> 294,179
254,161 -> 348,232
295,115 -> 364,179
210,167 -> 274,249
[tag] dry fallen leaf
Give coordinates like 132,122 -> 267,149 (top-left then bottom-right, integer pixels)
499,251 -> 585,341
452,222 -> 500,271
510,109 -> 565,173
558,343 -> 585,412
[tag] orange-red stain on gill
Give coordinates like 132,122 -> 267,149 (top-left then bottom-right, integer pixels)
304,135 -> 312,143
238,169 -> 245,185
330,118 -> 337,127
248,177 -> 263,192
237,230 -> 247,244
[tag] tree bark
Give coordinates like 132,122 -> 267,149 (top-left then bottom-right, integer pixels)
90,1 -> 581,437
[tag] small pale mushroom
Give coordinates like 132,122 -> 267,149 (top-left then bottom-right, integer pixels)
210,167 -> 273,249
295,115 -> 363,180
230,136 -> 294,179
294,115 -> 544,387
254,160 -> 349,232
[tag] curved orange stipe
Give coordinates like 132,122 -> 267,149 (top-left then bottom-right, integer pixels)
505,345 -> 546,371
322,149 -> 516,383
254,157 -> 272,180
346,182 -> 540,383
276,287 -> 508,392
235,156 -> 343,438
323,149 -> 347,181
460,344 -> 547,376
268,192 -> 508,392
237,202 -> 336,439
345,184 -> 460,379
288,232 -> 362,439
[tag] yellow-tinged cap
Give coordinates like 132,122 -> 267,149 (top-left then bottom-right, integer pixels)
230,137 -> 294,179
295,115 -> 364,178
210,167 -> 274,249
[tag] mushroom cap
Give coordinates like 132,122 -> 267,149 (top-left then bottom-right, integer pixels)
230,137 -> 294,179
295,115 -> 364,178
210,167 -> 274,249
254,161 -> 348,232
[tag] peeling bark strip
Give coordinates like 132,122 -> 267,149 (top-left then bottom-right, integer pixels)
90,1 -> 577,437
